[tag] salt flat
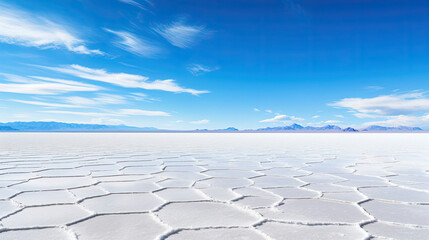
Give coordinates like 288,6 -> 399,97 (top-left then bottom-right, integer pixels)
0,133 -> 428,240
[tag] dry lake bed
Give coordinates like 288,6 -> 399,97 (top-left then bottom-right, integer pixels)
0,133 -> 428,240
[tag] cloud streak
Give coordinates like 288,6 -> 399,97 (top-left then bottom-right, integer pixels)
190,119 -> 209,124
44,64 -> 209,95
260,114 -> 304,123
42,109 -> 170,117
12,99 -> 82,108
330,91 -> 429,127
187,64 -> 218,76
154,20 -> 207,48
0,74 -> 102,95
363,114 -> 429,127
105,29 -> 161,57
0,4 -> 102,55
330,92 -> 429,116
118,0 -> 152,10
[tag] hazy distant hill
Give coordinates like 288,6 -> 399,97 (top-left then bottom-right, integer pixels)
257,123 -> 304,131
0,126 -> 17,131
252,124 -> 423,132
0,121 -> 158,132
257,124 -> 343,132
0,121 -> 424,132
342,127 -> 359,132
361,125 -> 423,132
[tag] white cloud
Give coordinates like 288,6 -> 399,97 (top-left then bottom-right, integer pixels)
40,110 -> 110,117
330,92 -> 429,116
265,110 -> 272,113
94,93 -> 127,104
12,99 -> 82,108
363,114 -> 429,127
118,109 -> 170,116
63,93 -> 126,106
12,114 -> 30,119
260,114 -> 304,123
190,119 -> 209,124
0,74 -> 102,95
118,0 -> 152,10
44,65 -> 209,95
335,114 -> 344,118
254,108 -> 260,112
105,29 -> 160,57
324,120 -> 341,124
312,115 -> 320,119
154,20 -> 207,48
63,96 -> 98,106
331,91 -> 429,127
41,108 -> 170,117
89,118 -> 126,126
128,92 -> 158,102
187,64 -> 218,75
0,4 -> 102,55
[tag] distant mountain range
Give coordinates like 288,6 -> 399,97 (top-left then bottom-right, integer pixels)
254,124 -> 422,132
360,125 -> 423,132
0,126 -> 18,131
0,121 -> 157,132
0,121 -> 424,132
255,123 -> 345,131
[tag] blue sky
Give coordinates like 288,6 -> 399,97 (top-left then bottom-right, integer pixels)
1,0 -> 429,129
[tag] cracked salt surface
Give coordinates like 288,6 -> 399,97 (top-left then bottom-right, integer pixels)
69,214 -> 169,240
156,202 -> 262,228
257,221 -> 368,239
0,133 -> 428,239
165,228 -> 267,240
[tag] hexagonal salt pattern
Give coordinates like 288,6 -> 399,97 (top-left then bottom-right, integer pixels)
1,204 -> 91,228
165,228 -> 267,240
0,228 -> 73,240
258,199 -> 372,224
80,193 -> 164,214
363,221 -> 429,240
0,133 -> 428,239
257,221 -> 368,239
70,213 -> 169,240
156,202 -> 261,228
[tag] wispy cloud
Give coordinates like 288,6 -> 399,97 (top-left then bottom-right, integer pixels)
44,64 -> 209,95
41,110 -> 112,117
0,4 -> 102,55
363,114 -> 429,127
154,20 -> 207,48
330,92 -> 429,116
129,93 -> 159,102
187,64 -> 218,76
254,108 -> 260,112
64,93 -> 127,106
260,114 -> 304,123
312,115 -> 320,119
0,74 -> 102,95
12,99 -> 82,108
105,29 -> 161,57
119,109 -> 170,116
190,119 -> 209,124
42,109 -> 170,117
331,91 -> 429,127
118,0 -> 152,10
325,120 -> 341,124
89,118 -> 126,126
